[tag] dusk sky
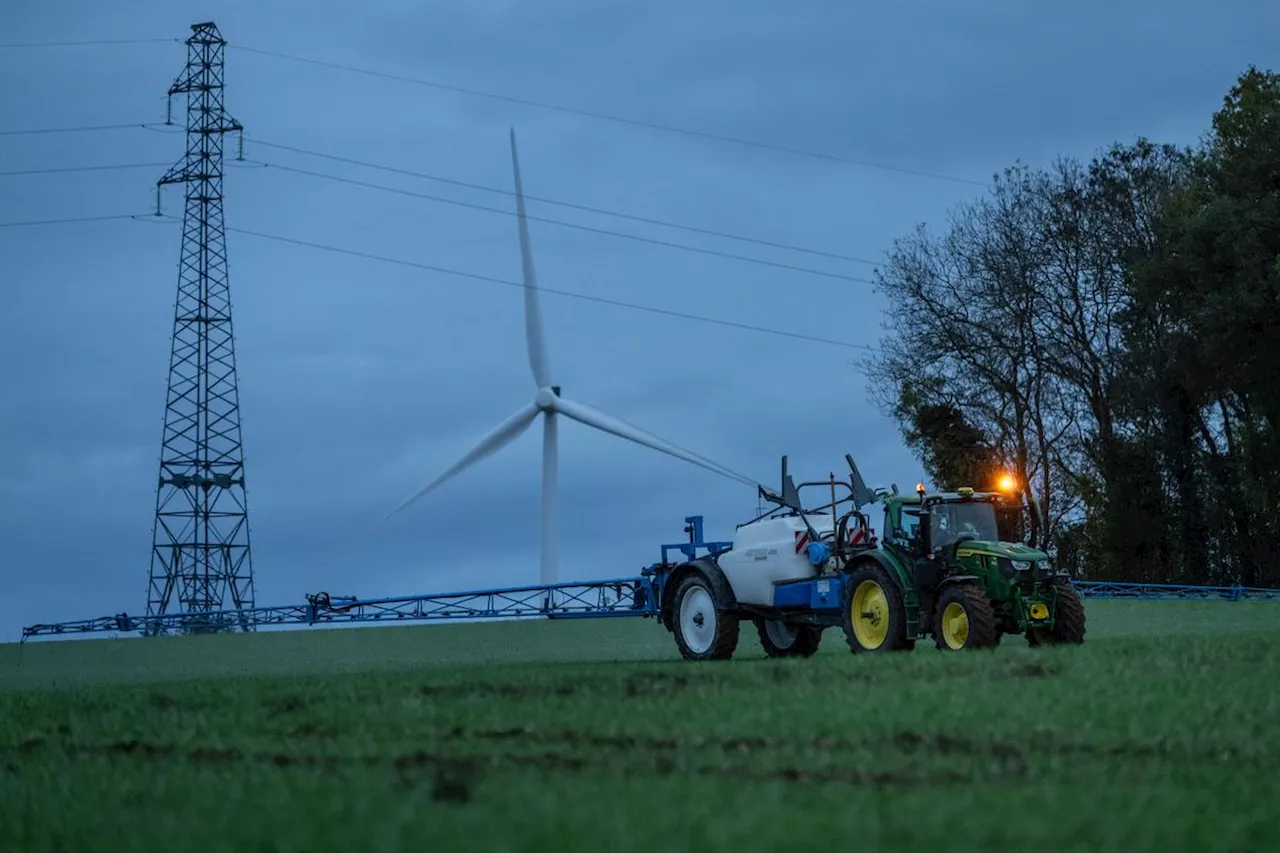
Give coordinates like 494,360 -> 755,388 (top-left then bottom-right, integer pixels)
2,1 -> 1274,641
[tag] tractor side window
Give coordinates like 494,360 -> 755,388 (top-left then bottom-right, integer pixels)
932,508 -> 956,548
897,509 -> 920,544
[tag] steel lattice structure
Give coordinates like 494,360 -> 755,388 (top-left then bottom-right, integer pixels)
145,21 -> 254,634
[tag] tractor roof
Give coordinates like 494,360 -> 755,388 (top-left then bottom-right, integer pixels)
881,488 -> 1006,507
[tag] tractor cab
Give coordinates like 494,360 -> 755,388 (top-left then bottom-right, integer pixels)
880,486 -> 1016,565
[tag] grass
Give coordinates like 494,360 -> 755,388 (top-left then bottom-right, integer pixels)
2,601 -> 1278,852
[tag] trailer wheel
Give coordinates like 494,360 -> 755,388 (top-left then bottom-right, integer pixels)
933,583 -> 999,650
1027,580 -> 1086,646
671,573 -> 739,661
755,618 -> 822,658
842,564 -> 910,652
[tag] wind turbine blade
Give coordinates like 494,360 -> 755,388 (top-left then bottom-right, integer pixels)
549,396 -> 760,488
383,402 -> 540,521
510,128 -> 552,389
584,401 -> 762,488
542,410 -> 557,586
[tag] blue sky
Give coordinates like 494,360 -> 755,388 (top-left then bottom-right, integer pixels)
2,0 -> 1274,641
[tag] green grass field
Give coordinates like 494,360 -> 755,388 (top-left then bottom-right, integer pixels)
3,601 -> 1278,852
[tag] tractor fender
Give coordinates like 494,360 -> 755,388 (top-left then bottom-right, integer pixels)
659,558 -> 738,632
845,550 -> 913,594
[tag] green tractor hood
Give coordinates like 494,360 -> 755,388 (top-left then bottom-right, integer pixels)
953,540 -> 1048,562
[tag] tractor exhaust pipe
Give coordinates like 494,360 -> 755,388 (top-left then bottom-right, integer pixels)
917,481 -> 933,558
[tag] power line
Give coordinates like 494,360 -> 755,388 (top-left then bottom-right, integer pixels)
221,222 -> 876,351
0,145 -> 881,279
247,158 -> 878,286
0,37 -> 984,187
0,162 -> 169,177
0,122 -> 890,275
231,44 -> 985,187
248,137 -> 880,266
0,122 -> 155,136
0,213 -> 141,228
1,208 -> 878,348
0,37 -> 176,48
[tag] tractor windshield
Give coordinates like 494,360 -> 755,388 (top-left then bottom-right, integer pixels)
930,500 -> 1000,547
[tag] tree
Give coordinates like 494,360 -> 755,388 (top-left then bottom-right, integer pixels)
892,378 -> 999,491
1040,140 -> 1193,579
866,164 -> 1073,550
1121,66 -> 1280,586
869,66 -> 1280,585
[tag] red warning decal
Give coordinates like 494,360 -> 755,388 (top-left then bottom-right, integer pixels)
794,530 -> 810,554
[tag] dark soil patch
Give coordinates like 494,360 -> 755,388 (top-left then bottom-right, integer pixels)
419,682 -> 571,701
189,747 -> 242,763
291,721 -> 339,738
268,695 -> 307,715
416,671 -> 691,702
108,740 -> 172,757
431,771 -> 473,804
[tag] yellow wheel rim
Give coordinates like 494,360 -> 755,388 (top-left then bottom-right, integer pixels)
940,601 -> 969,649
851,580 -> 889,648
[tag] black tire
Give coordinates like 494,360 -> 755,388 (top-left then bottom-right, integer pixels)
755,618 -> 822,658
841,563 -> 911,653
933,583 -> 999,650
671,573 -> 739,660
1027,580 -> 1086,646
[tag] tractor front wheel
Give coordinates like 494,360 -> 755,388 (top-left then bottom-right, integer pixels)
1027,580 -> 1086,646
933,583 -> 999,650
842,564 -> 911,653
671,573 -> 739,661
755,618 -> 822,658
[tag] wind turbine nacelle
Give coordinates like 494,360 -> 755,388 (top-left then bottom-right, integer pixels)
715,513 -> 837,606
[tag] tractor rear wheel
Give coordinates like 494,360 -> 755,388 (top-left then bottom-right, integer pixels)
672,573 -> 739,661
1027,580 -> 1086,646
933,583 -> 999,650
755,618 -> 822,658
842,564 -> 911,653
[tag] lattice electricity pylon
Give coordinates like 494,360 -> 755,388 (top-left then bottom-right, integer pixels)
144,21 -> 255,634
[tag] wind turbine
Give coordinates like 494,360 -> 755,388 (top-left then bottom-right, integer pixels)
386,128 -> 759,586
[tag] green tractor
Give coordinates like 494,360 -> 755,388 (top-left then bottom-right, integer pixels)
842,480 -> 1086,652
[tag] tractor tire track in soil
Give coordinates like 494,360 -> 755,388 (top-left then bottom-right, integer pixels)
5,735 -> 1015,791
438,724 -> 1267,767
416,670 -> 693,701
9,716 -> 1265,794
410,658 -> 1060,702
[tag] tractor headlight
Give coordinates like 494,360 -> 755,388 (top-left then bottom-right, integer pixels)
1010,560 -> 1031,572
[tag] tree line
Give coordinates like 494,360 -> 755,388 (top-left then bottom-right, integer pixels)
868,67 -> 1280,587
